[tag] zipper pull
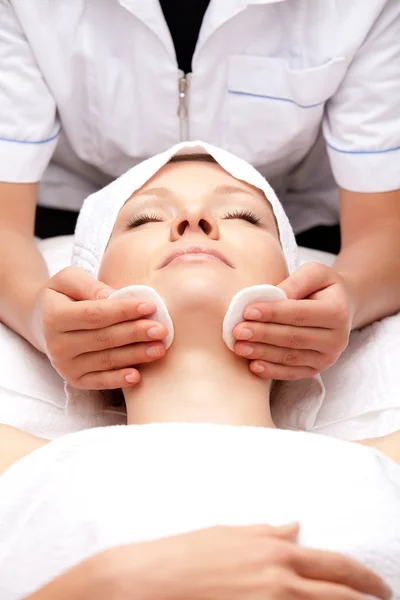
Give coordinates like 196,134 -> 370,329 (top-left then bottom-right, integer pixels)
178,75 -> 188,121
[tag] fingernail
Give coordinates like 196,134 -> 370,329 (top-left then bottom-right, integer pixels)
125,372 -> 138,384
236,328 -> 253,340
245,308 -> 262,320
251,363 -> 265,374
147,327 -> 163,339
146,345 -> 162,358
280,522 -> 300,540
238,344 -> 254,357
98,288 -> 113,299
137,302 -> 155,315
282,522 -> 299,530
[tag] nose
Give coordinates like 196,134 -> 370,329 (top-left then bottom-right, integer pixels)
170,206 -> 220,241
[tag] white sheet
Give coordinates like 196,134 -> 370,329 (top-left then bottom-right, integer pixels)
0,236 -> 399,441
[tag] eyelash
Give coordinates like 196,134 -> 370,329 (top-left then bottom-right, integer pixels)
224,209 -> 261,226
126,209 -> 261,229
126,213 -> 162,228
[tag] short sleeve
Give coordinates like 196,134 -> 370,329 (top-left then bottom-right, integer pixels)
0,1 -> 60,182
323,0 -> 400,193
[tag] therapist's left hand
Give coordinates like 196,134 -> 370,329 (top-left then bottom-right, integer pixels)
233,263 -> 354,381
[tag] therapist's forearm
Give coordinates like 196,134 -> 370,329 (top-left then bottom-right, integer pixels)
335,230 -> 400,329
0,229 -> 48,348
0,182 -> 49,349
334,188 -> 400,330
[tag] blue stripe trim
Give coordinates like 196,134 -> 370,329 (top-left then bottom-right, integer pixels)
228,89 -> 324,109
327,142 -> 400,155
0,128 -> 61,145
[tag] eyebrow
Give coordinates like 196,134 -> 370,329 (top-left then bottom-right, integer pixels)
134,184 -> 261,200
134,187 -> 172,199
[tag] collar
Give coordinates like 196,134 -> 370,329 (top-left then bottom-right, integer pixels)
118,0 -> 288,59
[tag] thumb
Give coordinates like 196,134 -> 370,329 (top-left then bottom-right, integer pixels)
49,266 -> 116,301
258,522 -> 300,541
278,263 -> 335,300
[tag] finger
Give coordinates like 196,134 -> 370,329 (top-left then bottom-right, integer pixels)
74,341 -> 166,376
244,299 -> 341,329
292,547 -> 392,599
58,297 -> 158,332
77,368 -> 141,391
68,319 -> 168,354
277,262 -> 337,300
262,522 -> 300,541
230,523 -> 300,541
235,342 -> 324,370
249,360 -> 318,380
294,579 -> 379,600
233,322 -> 335,352
49,266 -> 116,301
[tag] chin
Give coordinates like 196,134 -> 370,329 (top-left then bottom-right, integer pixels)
152,268 -> 236,313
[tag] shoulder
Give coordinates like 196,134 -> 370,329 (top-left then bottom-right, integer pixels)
0,424 -> 49,475
357,431 -> 400,465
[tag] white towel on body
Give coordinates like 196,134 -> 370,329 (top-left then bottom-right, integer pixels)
0,424 -> 399,599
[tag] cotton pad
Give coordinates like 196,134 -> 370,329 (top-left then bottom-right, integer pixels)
110,284 -> 286,354
109,285 -> 174,349
223,285 -> 287,351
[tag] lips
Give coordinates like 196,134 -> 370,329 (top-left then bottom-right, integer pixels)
159,245 -> 233,269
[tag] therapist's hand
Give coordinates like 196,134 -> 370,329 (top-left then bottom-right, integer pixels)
32,266 -> 168,389
233,263 -> 354,381
26,523 -> 392,600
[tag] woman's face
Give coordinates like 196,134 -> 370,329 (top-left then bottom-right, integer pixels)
99,160 -> 288,310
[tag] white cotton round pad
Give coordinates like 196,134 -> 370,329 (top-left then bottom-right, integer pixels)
109,285 -> 174,349
223,285 -> 287,351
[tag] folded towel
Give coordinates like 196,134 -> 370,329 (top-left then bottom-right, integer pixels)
0,424 -> 399,599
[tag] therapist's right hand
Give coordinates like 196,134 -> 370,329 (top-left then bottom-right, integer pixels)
32,266 -> 168,389
27,524 -> 391,600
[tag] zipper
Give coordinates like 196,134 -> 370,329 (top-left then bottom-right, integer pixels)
177,74 -> 189,141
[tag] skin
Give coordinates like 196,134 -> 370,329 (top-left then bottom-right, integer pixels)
233,261 -> 353,381
99,159 -> 286,426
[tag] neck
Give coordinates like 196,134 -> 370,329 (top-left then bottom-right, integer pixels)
124,306 -> 274,428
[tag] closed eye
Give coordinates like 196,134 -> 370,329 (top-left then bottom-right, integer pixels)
127,209 -> 262,228
126,213 -> 163,228
224,209 -> 261,226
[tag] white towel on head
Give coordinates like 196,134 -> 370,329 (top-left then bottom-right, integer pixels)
67,141 -> 324,427
72,141 -> 298,277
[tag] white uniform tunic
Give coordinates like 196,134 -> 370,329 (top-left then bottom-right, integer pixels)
0,424 -> 399,599
0,0 -> 399,231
